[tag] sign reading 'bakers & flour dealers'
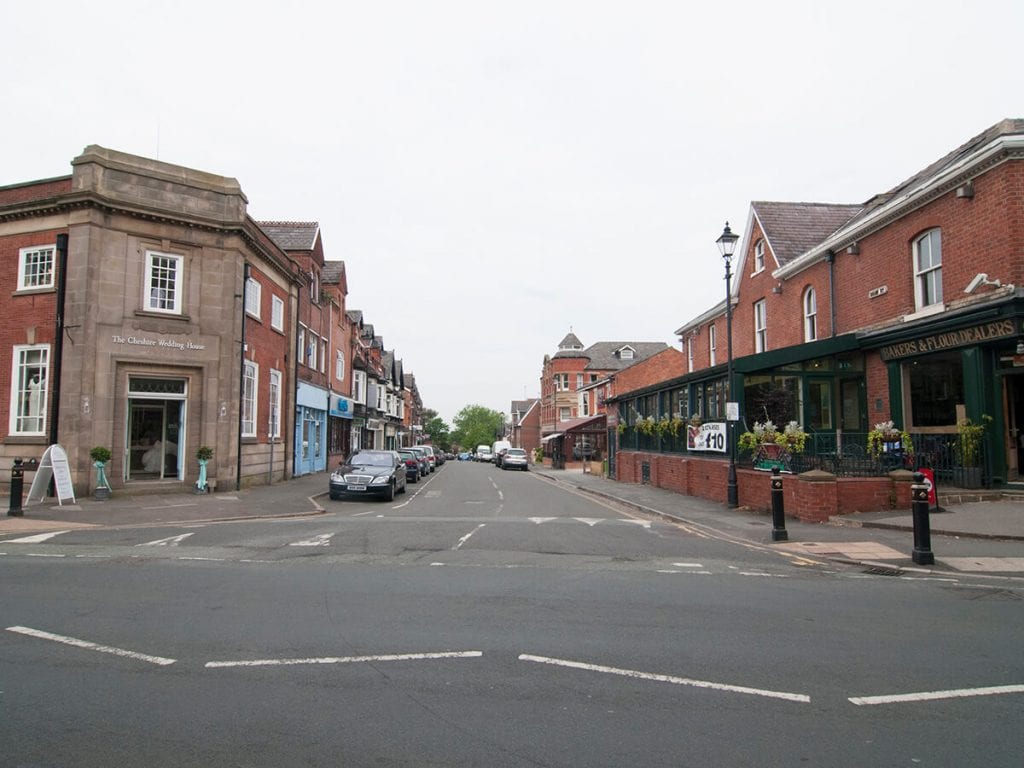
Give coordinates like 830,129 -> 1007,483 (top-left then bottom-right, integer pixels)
112,334 -> 207,352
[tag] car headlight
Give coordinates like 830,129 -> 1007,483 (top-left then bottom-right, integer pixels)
371,476 -> 390,485
330,472 -> 344,482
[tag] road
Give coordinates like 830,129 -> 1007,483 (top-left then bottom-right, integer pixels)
2,461 -> 1022,767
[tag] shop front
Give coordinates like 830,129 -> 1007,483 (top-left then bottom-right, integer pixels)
295,381 -> 328,476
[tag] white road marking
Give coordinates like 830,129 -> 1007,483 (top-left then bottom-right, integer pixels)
673,563 -> 705,568
289,533 -> 334,547
529,517 -> 558,524
137,533 -> 195,547
519,654 -> 810,703
6,626 -> 176,666
454,524 -> 486,550
658,570 -> 712,575
850,684 -> 1024,706
206,650 -> 483,668
574,518 -> 604,527
623,520 -> 652,529
26,553 -> 66,558
2,531 -> 71,544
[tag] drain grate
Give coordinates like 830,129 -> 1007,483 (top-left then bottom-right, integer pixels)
862,565 -> 904,577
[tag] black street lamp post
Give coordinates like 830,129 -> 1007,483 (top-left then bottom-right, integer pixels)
717,222 -> 740,508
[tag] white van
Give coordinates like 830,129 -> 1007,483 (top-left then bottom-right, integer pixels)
476,445 -> 493,462
491,440 -> 512,466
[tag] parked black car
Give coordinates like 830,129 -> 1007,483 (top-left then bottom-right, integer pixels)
397,449 -> 421,482
329,450 -> 407,501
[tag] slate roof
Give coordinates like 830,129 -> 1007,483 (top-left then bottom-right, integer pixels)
751,202 -> 862,267
257,221 -> 320,251
322,260 -> 345,284
553,332 -> 586,358
582,342 -> 670,372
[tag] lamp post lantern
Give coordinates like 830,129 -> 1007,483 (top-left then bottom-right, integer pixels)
717,222 -> 740,508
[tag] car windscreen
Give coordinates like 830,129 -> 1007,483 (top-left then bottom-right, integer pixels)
350,452 -> 392,467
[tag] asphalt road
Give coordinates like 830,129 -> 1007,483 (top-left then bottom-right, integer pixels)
3,461 -> 1022,767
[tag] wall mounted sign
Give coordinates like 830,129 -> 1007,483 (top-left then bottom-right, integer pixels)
879,319 -> 1017,361
111,334 -> 207,351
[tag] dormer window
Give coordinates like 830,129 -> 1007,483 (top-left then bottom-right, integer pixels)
617,346 -> 635,360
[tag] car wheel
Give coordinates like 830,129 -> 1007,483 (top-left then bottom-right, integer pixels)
329,493 -> 341,501
398,478 -> 407,494
384,482 -> 395,502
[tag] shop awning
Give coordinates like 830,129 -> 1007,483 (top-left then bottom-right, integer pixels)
540,433 -> 563,442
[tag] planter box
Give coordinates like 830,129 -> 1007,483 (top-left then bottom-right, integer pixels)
952,466 -> 983,489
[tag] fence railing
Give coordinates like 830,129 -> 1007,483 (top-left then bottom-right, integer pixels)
617,426 -> 991,488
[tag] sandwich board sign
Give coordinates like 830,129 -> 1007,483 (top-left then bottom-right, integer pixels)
26,444 -> 76,506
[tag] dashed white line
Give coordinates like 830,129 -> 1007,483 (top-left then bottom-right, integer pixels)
289,533 -> 334,547
519,654 -> 810,703
6,626 -> 176,666
454,524 -> 486,550
849,684 -> 1024,706
206,651 -> 483,669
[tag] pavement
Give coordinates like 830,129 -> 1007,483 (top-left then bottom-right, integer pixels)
2,466 -> 1022,578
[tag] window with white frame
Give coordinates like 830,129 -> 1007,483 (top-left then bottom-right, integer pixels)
18,245 -> 55,290
352,370 -> 366,403
579,391 -> 590,417
709,325 -> 717,367
245,277 -> 261,320
10,345 -> 49,435
687,335 -> 694,373
335,350 -> 345,381
298,326 -> 306,367
754,239 -> 766,273
559,406 -> 571,421
144,251 -> 184,314
554,373 -> 569,391
619,347 -> 634,360
307,332 -> 317,369
271,295 -> 284,332
375,382 -> 385,411
914,229 -> 943,310
242,361 -> 258,437
576,373 -> 584,389
803,287 -> 818,342
754,299 -> 767,353
320,340 -> 327,374
268,369 -> 282,438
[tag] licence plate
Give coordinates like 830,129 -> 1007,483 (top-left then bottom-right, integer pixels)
347,484 -> 367,491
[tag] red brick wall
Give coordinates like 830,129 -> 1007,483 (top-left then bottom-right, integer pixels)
0,177 -> 72,206
0,227 -> 66,441
612,348 -> 686,394
615,450 -> 906,520
244,266 -> 291,443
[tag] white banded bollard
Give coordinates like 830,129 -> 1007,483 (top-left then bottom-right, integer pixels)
911,472 -> 934,565
8,457 -> 25,517
771,466 -> 788,542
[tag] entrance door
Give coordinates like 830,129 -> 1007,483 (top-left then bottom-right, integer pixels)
839,378 -> 867,433
806,378 -> 835,432
127,399 -> 183,480
1007,375 -> 1024,481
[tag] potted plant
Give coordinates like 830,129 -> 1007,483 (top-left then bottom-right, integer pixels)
90,446 -> 112,499
867,420 -> 912,459
635,416 -> 657,437
195,445 -> 213,493
954,415 -> 991,488
738,420 -> 807,471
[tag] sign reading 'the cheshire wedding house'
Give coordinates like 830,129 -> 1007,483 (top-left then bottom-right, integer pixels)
112,334 -> 207,352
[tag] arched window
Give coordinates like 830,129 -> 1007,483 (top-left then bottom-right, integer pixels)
803,286 -> 817,342
914,229 -> 943,310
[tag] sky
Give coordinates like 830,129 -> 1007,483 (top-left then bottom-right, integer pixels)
5,0 -> 1023,423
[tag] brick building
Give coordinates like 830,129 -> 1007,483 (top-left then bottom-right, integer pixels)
612,119 -> 1024,517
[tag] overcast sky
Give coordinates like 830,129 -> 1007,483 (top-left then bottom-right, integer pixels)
5,1 -> 1022,422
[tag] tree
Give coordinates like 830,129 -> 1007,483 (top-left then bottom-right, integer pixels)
423,415 -> 451,451
450,405 -> 504,451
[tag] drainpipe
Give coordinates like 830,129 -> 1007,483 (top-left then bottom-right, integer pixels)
236,263 -> 250,491
826,249 -> 837,337
49,233 -> 69,448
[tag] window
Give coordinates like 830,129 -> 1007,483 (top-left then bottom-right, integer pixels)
753,299 -> 767,352
620,347 -> 634,360
914,229 -> 943,310
576,373 -> 584,389
375,382 -> 386,411
320,340 -> 327,374
10,345 -> 49,435
145,251 -> 184,314
18,245 -> 55,290
310,271 -> 319,304
271,295 -> 285,332
335,350 -> 345,381
559,407 -> 571,422
245,277 -> 261,320
579,392 -> 590,417
754,239 -> 766,273
554,373 -> 569,391
298,327 -> 306,367
353,370 -> 367,403
709,325 -> 717,367
803,287 -> 817,342
242,361 -> 258,437
687,336 -> 694,373
269,369 -> 282,438
907,351 -> 963,427
307,332 -> 318,369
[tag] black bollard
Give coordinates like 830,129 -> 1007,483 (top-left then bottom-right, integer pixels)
911,472 -> 934,565
771,466 -> 788,541
8,457 -> 25,517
